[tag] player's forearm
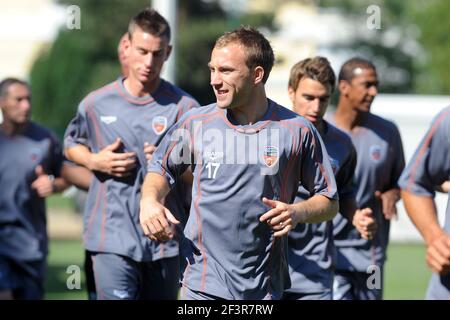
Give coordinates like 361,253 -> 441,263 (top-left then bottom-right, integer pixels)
141,172 -> 171,203
61,163 -> 93,191
52,177 -> 69,193
292,194 -> 338,224
65,145 -> 95,170
401,189 -> 444,245
339,196 -> 357,221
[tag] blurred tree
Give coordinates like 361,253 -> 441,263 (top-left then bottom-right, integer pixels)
319,0 -> 450,95
30,0 -> 275,137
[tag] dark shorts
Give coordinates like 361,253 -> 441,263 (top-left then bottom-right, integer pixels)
333,267 -> 384,300
91,252 -> 180,300
0,255 -> 45,300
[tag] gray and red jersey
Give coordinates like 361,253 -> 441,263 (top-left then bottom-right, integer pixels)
328,112 -> 405,271
287,120 -> 357,295
148,99 -> 338,299
64,77 -> 199,262
399,106 -> 450,299
0,123 -> 63,270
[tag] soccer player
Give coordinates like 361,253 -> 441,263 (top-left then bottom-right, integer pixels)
140,27 -> 339,300
399,106 -> 450,299
284,57 -> 376,300
0,78 -> 68,299
64,8 -> 199,300
328,58 -> 405,300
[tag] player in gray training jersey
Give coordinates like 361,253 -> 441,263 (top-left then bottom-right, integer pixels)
284,57 -> 376,300
64,8 -> 199,300
0,78 -> 69,299
328,58 -> 405,300
140,27 -> 339,300
399,106 -> 450,300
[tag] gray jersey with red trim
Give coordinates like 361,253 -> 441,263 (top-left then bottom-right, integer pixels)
399,106 -> 450,299
0,123 -> 63,266
148,100 -> 338,299
328,112 -> 405,271
64,77 -> 199,262
287,120 -> 356,295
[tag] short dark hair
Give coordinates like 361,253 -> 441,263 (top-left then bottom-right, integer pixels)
338,57 -> 376,82
288,56 -> 336,93
128,8 -> 171,42
0,77 -> 29,99
214,26 -> 274,84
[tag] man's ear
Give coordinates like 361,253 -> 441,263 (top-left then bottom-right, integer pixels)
165,45 -> 173,61
338,80 -> 350,95
254,66 -> 265,85
287,86 -> 296,104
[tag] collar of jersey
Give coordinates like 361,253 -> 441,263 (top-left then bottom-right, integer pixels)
219,99 -> 275,134
115,76 -> 164,105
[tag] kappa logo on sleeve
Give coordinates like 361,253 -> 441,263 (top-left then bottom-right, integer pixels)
152,116 -> 168,135
100,116 -> 117,124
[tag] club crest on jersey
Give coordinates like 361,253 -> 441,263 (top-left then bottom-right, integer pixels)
152,116 -> 167,135
370,145 -> 382,162
29,148 -> 41,163
263,146 -> 279,167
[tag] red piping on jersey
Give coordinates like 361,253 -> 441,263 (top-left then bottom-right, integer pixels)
407,108 -> 450,193
160,111 -> 221,177
98,181 -> 109,251
113,81 -> 155,105
84,83 -> 116,149
219,106 -> 274,133
291,122 -> 333,195
276,119 -> 300,202
85,183 -> 105,240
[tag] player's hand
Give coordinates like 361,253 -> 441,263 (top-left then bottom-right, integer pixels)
352,207 -> 377,240
31,165 -> 55,198
140,198 -> 180,242
426,232 -> 450,275
143,142 -> 156,162
375,189 -> 400,220
88,138 -> 137,177
260,197 -> 297,237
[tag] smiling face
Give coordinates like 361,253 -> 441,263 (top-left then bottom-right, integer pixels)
125,27 -> 171,86
289,77 -> 332,127
208,44 -> 257,110
340,67 -> 378,113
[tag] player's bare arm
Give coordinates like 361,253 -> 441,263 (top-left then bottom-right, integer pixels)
140,172 -> 180,242
401,189 -> 450,275
260,195 -> 338,237
375,188 -> 400,220
65,138 -> 136,178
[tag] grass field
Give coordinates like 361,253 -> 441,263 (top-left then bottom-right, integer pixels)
44,238 -> 431,300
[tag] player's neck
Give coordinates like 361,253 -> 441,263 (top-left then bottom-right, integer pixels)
334,102 -> 364,131
230,87 -> 268,125
315,120 -> 326,136
0,118 -> 27,136
124,77 -> 161,97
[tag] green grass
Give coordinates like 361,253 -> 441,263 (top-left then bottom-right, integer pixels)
45,239 -> 86,300
384,243 -> 431,300
46,194 -> 74,210
44,239 -> 432,300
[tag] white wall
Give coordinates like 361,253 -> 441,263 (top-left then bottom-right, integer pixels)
371,94 -> 450,242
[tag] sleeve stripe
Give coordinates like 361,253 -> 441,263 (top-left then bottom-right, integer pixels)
407,108 -> 450,193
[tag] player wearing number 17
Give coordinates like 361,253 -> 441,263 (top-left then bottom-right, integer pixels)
140,27 -> 339,300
